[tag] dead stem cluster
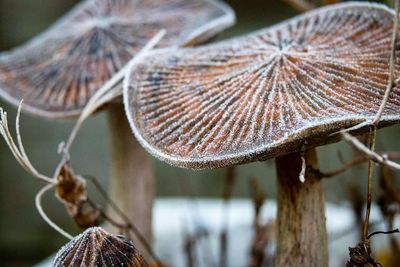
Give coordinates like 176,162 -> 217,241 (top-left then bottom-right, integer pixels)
1,0 -> 400,266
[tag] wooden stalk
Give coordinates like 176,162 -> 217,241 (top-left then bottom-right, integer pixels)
108,105 -> 154,247
275,149 -> 328,267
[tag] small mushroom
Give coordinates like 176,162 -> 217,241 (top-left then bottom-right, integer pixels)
124,3 -> 400,266
0,0 -> 235,117
0,0 -> 235,244
53,227 -> 148,267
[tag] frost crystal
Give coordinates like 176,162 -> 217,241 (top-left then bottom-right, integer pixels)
125,3 -> 400,169
0,0 -> 234,118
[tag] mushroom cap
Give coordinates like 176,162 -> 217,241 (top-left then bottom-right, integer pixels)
53,227 -> 148,267
0,0 -> 235,119
124,2 -> 400,169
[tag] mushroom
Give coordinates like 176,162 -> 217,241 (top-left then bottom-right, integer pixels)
0,0 -> 235,244
53,227 -> 148,267
123,2 -> 400,266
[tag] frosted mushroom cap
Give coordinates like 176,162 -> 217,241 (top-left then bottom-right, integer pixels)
0,0 -> 235,119
53,227 -> 148,267
124,2 -> 400,169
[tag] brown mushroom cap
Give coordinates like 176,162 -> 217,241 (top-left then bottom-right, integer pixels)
0,0 -> 235,119
53,227 -> 148,267
124,2 -> 400,169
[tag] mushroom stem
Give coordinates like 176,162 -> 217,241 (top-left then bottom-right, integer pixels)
275,148 -> 328,267
108,105 -> 154,247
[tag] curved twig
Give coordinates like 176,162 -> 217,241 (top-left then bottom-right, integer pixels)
341,132 -> 400,171
367,228 -> 400,239
86,176 -> 163,266
0,102 -> 55,184
35,184 -> 73,240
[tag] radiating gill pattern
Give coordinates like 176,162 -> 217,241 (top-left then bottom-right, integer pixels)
125,3 -> 400,168
0,0 -> 234,118
53,227 -> 148,267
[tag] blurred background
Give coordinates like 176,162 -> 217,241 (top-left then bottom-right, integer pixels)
0,0 -> 398,266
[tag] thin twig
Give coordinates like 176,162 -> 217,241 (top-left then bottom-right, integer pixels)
86,176 -> 163,266
367,228 -> 400,239
86,198 -> 130,230
0,104 -> 77,240
336,0 -> 399,136
35,184 -> 73,240
0,102 -> 55,184
320,155 -> 367,178
342,0 -> 400,242
330,219 -> 383,244
363,130 -> 377,240
320,152 -> 400,178
341,132 -> 400,171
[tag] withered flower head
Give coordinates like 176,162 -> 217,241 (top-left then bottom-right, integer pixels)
53,227 -> 148,267
124,2 -> 400,169
0,0 -> 235,118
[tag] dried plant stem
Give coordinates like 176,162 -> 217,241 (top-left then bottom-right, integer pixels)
340,0 -> 400,245
320,155 -> 367,178
55,30 -> 165,251
86,176 -> 163,266
0,103 -> 55,184
363,129 -> 376,240
342,133 -> 400,171
330,219 -> 383,243
0,30 -> 168,249
0,101 -> 159,250
367,228 -> 400,239
35,184 -> 73,240
319,152 -> 400,178
337,0 -> 399,136
0,103 -> 78,239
